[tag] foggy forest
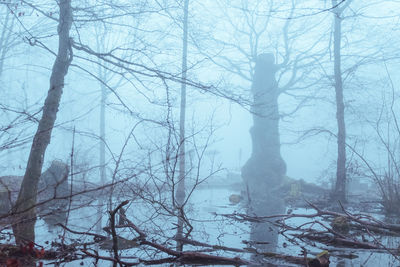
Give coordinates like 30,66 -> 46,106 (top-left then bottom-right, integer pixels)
1,0 -> 400,266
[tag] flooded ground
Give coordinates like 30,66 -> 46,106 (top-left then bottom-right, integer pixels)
2,185 -> 399,266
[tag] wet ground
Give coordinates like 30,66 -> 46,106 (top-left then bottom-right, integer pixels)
2,184 -> 399,266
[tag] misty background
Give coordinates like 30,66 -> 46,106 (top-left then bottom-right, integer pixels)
2,1 -> 398,184
1,0 -> 400,266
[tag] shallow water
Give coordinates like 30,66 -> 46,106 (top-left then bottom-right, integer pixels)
2,186 -> 399,266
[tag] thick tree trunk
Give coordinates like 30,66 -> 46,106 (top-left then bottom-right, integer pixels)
176,0 -> 189,252
241,54 -> 286,197
12,0 -> 72,245
332,0 -> 347,203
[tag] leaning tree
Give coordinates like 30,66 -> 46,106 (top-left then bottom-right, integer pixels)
12,0 -> 73,245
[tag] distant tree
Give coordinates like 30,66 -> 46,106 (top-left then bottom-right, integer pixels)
331,0 -> 352,203
201,0 -> 326,192
0,2 -> 31,161
0,5 -> 15,78
176,0 -> 189,252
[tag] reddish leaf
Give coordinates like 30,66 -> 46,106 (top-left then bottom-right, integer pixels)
28,241 -> 34,253
35,248 -> 45,259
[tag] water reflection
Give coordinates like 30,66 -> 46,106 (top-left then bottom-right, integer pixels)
247,193 -> 284,266
335,259 -> 346,267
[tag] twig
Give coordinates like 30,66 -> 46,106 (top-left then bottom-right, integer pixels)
109,200 -> 129,267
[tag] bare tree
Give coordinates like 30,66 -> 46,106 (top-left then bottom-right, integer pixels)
200,0 -> 327,193
331,0 -> 352,203
12,0 -> 72,245
176,0 -> 189,252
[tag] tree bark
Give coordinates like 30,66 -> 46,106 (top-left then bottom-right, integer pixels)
12,0 -> 72,245
332,0 -> 347,203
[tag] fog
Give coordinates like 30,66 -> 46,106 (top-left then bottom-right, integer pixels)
1,0 -> 400,266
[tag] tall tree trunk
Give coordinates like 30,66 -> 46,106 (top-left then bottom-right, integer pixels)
176,0 -> 189,252
100,83 -> 106,189
95,28 -> 107,233
95,34 -> 107,193
332,0 -> 347,202
12,0 -> 72,245
96,69 -> 107,234
241,54 -> 286,197
242,54 -> 286,265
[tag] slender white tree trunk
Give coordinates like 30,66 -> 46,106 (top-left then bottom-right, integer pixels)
176,0 -> 189,252
96,69 -> 107,234
332,0 -> 347,203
